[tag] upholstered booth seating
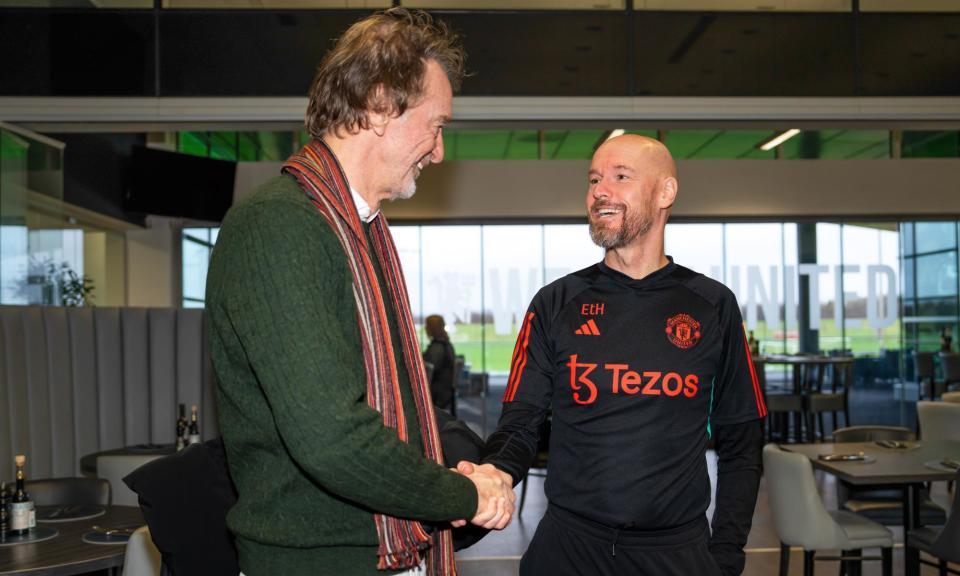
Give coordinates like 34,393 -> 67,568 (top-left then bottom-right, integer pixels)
0,306 -> 217,482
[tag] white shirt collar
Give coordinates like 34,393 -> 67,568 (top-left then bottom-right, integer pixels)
350,186 -> 380,224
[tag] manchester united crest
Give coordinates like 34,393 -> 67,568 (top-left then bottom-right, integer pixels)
665,313 -> 701,349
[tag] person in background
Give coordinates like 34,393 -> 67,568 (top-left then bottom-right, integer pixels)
206,9 -> 514,576
424,315 -> 457,411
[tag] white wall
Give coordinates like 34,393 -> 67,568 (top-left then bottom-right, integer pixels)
125,216 -> 177,307
235,159 -> 960,220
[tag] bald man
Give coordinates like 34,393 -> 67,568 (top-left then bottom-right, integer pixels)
474,135 -> 767,575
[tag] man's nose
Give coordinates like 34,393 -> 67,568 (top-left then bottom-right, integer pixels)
430,130 -> 445,164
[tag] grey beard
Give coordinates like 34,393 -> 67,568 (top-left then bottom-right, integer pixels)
589,210 -> 652,249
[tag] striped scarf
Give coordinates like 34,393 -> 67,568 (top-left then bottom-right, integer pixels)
283,139 -> 456,575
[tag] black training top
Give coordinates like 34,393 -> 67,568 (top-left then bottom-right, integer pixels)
488,258 -> 767,529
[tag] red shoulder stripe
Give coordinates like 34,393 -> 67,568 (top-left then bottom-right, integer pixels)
504,312 -> 535,403
742,329 -> 768,418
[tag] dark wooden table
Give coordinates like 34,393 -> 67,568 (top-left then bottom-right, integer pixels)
0,505 -> 143,576
782,440 -> 960,576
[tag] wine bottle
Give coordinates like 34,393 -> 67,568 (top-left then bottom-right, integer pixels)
188,405 -> 201,445
176,403 -> 188,451
9,455 -> 35,536
0,482 -> 9,542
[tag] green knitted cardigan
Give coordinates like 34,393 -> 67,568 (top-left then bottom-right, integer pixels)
206,174 -> 476,575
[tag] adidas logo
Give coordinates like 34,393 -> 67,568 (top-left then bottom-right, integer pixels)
575,319 -> 601,336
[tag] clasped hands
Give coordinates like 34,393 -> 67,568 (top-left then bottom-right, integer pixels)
450,461 -> 515,530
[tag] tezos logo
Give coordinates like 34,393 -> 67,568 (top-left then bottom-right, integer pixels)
665,313 -> 701,349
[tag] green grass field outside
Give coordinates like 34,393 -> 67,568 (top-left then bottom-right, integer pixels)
431,318 -> 902,375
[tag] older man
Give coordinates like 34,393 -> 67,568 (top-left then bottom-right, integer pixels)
472,135 -> 766,575
206,9 -> 513,576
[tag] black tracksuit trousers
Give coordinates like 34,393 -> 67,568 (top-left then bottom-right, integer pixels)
520,505 -> 723,576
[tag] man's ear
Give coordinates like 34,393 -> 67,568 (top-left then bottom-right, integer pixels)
659,176 -> 678,209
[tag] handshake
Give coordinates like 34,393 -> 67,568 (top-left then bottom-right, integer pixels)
450,461 -> 516,531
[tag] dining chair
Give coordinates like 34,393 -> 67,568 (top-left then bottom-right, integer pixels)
914,351 -> 937,400
123,437 -> 239,576
941,352 -> 960,394
917,401 -> 960,442
942,391 -> 960,403
763,444 -> 893,576
121,525 -> 163,576
832,426 -> 946,527
906,469 -> 960,575
762,360 -> 807,443
805,361 -> 852,441
26,477 -> 111,507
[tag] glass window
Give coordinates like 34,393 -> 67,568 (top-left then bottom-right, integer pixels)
901,222 -> 915,256
916,251 -> 959,299
420,226 -> 483,372
392,226 -> 423,341
815,223 -> 843,354
543,224 -> 602,285
914,221 -> 958,254
483,225 -> 544,375
841,223 -> 900,356
665,223 -> 724,282
902,256 -> 915,301
182,228 -> 215,308
775,223 -> 798,354
902,131 -> 960,158
725,224 -> 784,353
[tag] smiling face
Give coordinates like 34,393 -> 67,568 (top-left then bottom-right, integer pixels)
586,135 -> 677,250
376,59 -> 452,201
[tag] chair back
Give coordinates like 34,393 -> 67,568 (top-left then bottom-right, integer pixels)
26,477 -> 111,507
121,525 -> 162,576
914,351 -> 935,380
929,469 -> 960,563
123,437 -> 239,576
833,426 -> 915,443
941,352 -> 960,383
917,401 -> 960,442
942,391 -> 960,403
763,444 -> 846,549
97,454 -> 166,506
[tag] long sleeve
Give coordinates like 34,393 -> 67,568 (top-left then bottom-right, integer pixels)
708,418 -> 764,576
482,400 -> 548,486
481,299 -> 554,485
